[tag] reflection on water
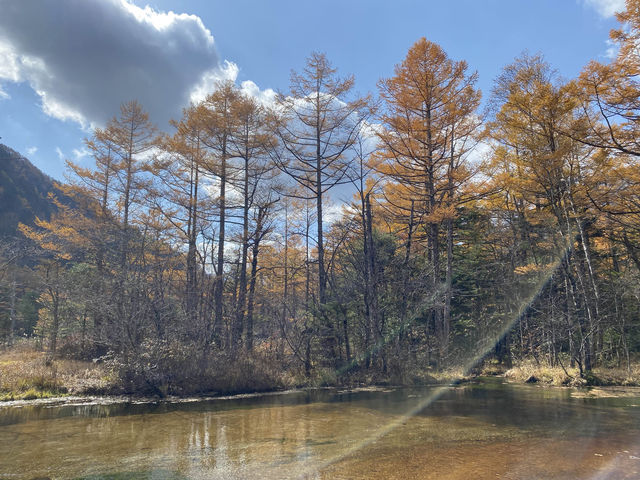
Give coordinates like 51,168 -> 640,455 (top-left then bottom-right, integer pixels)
1,379 -> 639,479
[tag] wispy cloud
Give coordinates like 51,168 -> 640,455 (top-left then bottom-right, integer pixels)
604,39 -> 619,59
55,147 -> 64,161
25,146 -> 37,156
72,147 -> 90,161
579,0 -> 625,18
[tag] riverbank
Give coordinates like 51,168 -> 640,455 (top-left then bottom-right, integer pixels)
0,344 -> 113,401
0,343 -> 296,401
4,343 -> 639,404
482,359 -> 640,387
0,343 -> 470,402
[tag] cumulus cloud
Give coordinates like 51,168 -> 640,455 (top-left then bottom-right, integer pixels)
189,59 -> 239,104
580,0 -> 625,18
239,80 -> 277,107
0,0 -> 225,128
187,62 -> 277,107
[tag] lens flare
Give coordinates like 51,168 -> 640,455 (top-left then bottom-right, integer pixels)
296,242 -> 574,478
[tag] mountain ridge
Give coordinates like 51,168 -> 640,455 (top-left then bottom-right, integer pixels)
0,143 -> 62,238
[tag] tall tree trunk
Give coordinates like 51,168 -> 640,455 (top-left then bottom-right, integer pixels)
304,201 -> 312,376
316,173 -> 325,304
92,146 -> 112,354
233,155 -> 250,351
121,125 -> 135,274
186,155 -> 199,326
281,201 -> 289,347
443,126 -> 455,364
365,193 -> 381,368
315,87 -> 326,306
361,191 -> 372,368
246,205 -> 266,351
214,135 -> 227,348
425,104 -> 442,366
400,200 -> 415,365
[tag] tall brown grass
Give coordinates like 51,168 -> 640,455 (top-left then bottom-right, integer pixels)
0,340 -> 112,400
503,359 -> 640,386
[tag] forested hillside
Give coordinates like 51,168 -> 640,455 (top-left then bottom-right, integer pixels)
0,144 -> 62,237
0,146 -> 68,343
2,1 -> 640,396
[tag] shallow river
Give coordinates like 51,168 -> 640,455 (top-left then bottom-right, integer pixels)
1,378 -> 640,479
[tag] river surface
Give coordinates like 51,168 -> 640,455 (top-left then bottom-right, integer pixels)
1,378 -> 639,479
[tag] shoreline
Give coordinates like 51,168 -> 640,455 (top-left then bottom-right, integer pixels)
496,361 -> 640,388
0,383 -> 458,409
0,388 -> 304,409
2,376 -> 640,410
2,345 -> 639,408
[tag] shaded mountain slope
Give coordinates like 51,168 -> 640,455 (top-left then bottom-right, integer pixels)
0,144 -> 61,237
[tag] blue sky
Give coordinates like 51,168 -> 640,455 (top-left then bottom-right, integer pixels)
0,0 -> 623,181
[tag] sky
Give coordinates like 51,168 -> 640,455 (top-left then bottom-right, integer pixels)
0,0 -> 625,182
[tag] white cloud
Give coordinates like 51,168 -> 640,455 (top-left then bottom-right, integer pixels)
72,148 -> 90,161
0,0 -> 224,128
0,42 -> 22,84
40,91 -> 92,129
55,147 -> 65,160
0,42 -> 22,99
324,202 -> 346,225
604,39 -> 619,59
189,60 -> 239,104
25,146 -> 38,156
187,61 -> 279,109
240,80 -> 277,107
0,1 -> 279,129
466,138 -> 492,168
580,0 -> 625,18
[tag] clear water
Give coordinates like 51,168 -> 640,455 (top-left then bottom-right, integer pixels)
1,378 -> 639,479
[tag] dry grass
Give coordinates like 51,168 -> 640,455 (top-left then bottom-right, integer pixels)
504,360 -> 579,386
590,364 -> 640,386
504,359 -> 640,386
420,366 -> 469,384
335,365 -> 470,388
479,363 -> 508,377
4,340 -> 639,402
0,341 -> 113,401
